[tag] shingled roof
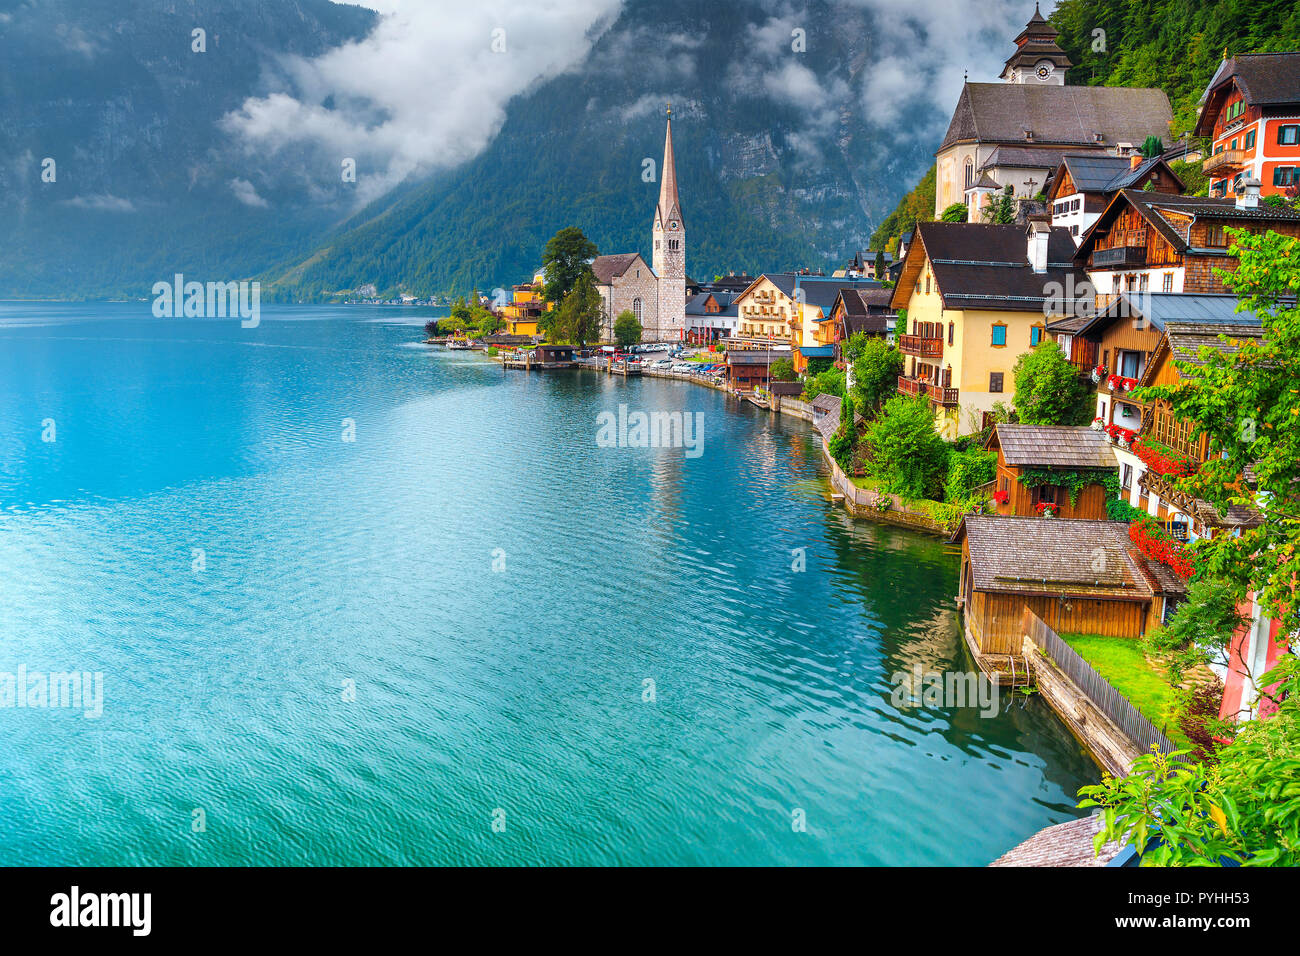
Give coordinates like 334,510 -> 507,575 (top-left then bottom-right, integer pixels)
992,424 -> 1117,469
591,253 -> 649,285
939,83 -> 1172,153
990,814 -> 1123,867
895,221 -> 1086,313
1195,54 -> 1300,136
957,516 -> 1185,598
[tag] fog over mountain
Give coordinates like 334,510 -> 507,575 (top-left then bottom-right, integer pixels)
0,0 -> 1031,298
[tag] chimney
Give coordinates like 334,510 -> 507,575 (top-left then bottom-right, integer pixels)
1130,153 -> 1143,170
1237,178 -> 1261,210
1028,221 -> 1050,274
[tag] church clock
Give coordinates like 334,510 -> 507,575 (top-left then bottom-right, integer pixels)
1034,60 -> 1054,81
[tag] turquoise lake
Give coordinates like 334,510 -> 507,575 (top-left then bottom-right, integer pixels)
0,303 -> 1097,865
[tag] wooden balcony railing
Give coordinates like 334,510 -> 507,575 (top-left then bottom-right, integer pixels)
898,333 -> 943,358
897,375 -> 927,399
1092,244 -> 1148,269
1203,148 -> 1247,176
929,386 -> 960,408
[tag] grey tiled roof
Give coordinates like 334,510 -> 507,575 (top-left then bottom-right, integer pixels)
591,253 -> 646,284
960,516 -> 1185,597
994,425 -> 1117,469
1200,53 -> 1300,109
940,83 -> 1173,152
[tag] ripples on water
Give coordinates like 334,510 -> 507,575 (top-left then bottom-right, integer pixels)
0,304 -> 1098,865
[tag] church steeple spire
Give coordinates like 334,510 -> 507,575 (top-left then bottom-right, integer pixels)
655,105 -> 683,230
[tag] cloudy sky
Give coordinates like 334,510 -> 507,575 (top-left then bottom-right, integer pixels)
222,0 -> 1039,204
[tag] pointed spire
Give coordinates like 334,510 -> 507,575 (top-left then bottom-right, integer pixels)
656,105 -> 682,230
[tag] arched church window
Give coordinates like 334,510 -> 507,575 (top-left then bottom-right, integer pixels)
633,298 -> 642,322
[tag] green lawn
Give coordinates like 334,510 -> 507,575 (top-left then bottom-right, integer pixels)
1060,632 -> 1190,749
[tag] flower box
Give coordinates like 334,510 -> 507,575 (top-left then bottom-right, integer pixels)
1034,501 -> 1057,518
1090,416 -> 1104,431
1132,438 -> 1196,478
1105,374 -> 1138,393
1129,518 -> 1195,579
992,490 -> 1009,505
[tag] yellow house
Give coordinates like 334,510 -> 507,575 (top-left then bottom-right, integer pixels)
890,220 -> 1084,437
733,274 -> 798,345
501,272 -> 551,337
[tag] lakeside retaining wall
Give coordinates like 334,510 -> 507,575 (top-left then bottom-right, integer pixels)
820,442 -> 951,536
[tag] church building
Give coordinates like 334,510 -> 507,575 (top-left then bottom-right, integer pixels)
934,5 -> 1173,219
594,109 -> 687,342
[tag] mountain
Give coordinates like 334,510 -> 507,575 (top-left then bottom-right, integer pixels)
266,0 -> 943,300
0,0 -> 377,298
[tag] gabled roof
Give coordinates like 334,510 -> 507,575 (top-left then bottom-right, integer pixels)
939,83 -> 1173,153
592,253 -> 650,284
1195,53 -> 1300,135
990,424 -> 1117,469
892,221 -> 1086,313
956,516 -> 1184,598
981,145 -> 1071,171
1076,189 -> 1300,260
685,291 -> 738,318
1076,292 -> 1265,340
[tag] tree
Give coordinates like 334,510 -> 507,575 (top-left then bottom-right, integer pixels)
828,394 -> 857,471
613,310 -> 642,350
940,202 -> 968,222
849,336 -> 905,412
549,270 -> 604,347
873,249 -> 885,279
944,447 -> 996,504
768,357 -> 796,382
1171,159 -> 1208,197
1145,577 -> 1249,689
1140,229 -> 1300,636
982,185 -> 1016,225
541,227 -> 598,305
1012,341 -> 1089,425
864,395 -> 950,500
1078,229 -> 1300,867
803,366 -> 845,402
1140,134 -> 1163,158
1079,655 -> 1300,867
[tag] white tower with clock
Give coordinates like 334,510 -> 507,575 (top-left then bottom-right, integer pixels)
999,4 -> 1071,86
652,107 -> 686,341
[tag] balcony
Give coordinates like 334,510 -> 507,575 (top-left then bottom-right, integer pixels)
898,333 -> 943,358
897,375 -> 928,399
1203,148 -> 1247,176
929,386 -> 959,407
1091,244 -> 1147,269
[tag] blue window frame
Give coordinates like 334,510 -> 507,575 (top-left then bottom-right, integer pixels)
991,324 -> 1007,347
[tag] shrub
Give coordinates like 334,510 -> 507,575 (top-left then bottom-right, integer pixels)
864,395 -> 949,500
944,447 -> 996,503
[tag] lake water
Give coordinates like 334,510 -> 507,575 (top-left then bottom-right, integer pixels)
0,303 -> 1097,865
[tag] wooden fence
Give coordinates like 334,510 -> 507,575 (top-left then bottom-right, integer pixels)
1021,609 -> 1184,763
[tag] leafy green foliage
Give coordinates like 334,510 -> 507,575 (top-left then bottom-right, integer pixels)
865,396 -> 950,500
1079,656 -> 1300,867
944,447 -> 995,504
1139,229 -> 1300,635
828,394 -> 857,471
768,357 -> 796,382
940,202 -> 968,223
803,366 -> 846,402
544,270 -> 604,346
613,310 -> 642,349
1012,341 -> 1090,425
542,227 -> 599,305
1171,159 -> 1208,197
1017,467 -> 1113,507
982,185 -> 1016,225
848,336 -> 905,412
1146,577 -> 1249,688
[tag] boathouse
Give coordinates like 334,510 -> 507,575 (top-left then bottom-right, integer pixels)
954,516 -> 1185,655
987,424 -> 1117,520
533,343 -> 577,366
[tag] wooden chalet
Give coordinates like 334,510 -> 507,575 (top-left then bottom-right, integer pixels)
987,424 -> 1117,519
955,517 -> 1186,659
725,349 -> 784,390
1047,152 -> 1184,242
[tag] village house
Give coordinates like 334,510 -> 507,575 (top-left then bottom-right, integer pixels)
1075,187 -> 1300,308
733,273 -> 796,346
499,272 -> 550,337
785,276 -> 882,373
934,7 -> 1173,218
1047,153 -> 1184,242
834,249 -> 894,280
724,349 -> 787,390
955,516 -> 1186,660
1194,52 -> 1300,201
890,219 -> 1086,436
987,424 -> 1118,520
683,290 -> 738,344
823,287 -> 896,364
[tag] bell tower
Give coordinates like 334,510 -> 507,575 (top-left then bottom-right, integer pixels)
1001,4 -> 1071,85
652,106 -> 686,340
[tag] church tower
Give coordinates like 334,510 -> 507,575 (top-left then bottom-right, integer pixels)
652,107 -> 686,341
1000,4 -> 1072,85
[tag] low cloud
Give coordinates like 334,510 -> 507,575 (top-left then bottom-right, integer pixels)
60,194 -> 135,212
230,178 -> 269,208
222,0 -> 624,205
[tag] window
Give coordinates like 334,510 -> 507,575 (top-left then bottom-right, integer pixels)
1231,138 -> 1238,150
925,274 -> 930,294
990,324 -> 1006,347
1036,485 -> 1059,506
1206,225 -> 1227,247
1111,275 -> 1120,294
1139,274 -> 1149,292
1030,325 -> 1043,346
1274,167 -> 1298,187
1278,125 -> 1300,146
1245,129 -> 1256,150
947,321 -> 954,345
989,372 -> 1004,393
1121,463 -> 1133,491
964,158 -> 974,190
632,298 -> 642,322
1119,349 -> 1140,378
1162,272 -> 1174,293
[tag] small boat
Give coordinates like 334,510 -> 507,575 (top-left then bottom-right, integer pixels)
447,336 -> 471,350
